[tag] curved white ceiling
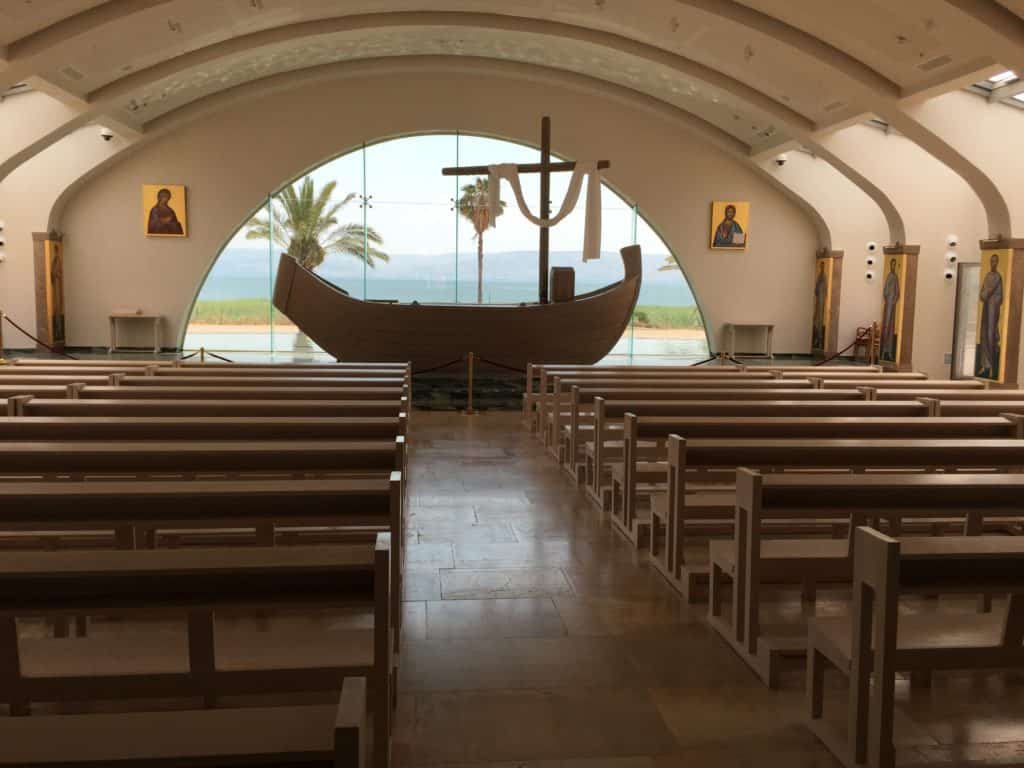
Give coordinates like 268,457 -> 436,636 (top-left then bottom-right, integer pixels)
2,0 -> 1023,239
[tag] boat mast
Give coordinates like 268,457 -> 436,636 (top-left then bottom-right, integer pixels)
441,117 -> 610,304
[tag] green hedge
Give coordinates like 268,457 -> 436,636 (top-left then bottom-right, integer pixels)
192,298 -> 704,329
631,305 -> 704,329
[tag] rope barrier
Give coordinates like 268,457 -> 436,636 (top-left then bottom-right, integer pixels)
204,350 -> 234,363
178,350 -> 200,361
689,355 -> 719,367
473,355 -> 528,375
813,336 -> 863,367
0,312 -> 78,360
412,357 -> 466,375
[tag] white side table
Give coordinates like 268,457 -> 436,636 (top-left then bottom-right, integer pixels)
724,322 -> 774,361
109,314 -> 162,354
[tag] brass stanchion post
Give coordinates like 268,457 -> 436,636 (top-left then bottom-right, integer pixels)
465,352 -> 477,415
200,346 -> 206,363
0,311 -> 6,364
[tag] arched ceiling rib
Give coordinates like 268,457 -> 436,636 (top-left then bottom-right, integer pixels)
2,1 -> 1017,241
47,55 -> 832,250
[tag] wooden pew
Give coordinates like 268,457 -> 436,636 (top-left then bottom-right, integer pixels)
0,475 -> 404,650
620,415 -> 1022,556
535,374 -> 800,441
0,536 -> 393,767
819,378 -> 981,390
0,375 -> 115,387
659,436 -> 1024,603
807,527 -> 1024,768
0,438 -> 404,481
76,385 -> 406,401
543,377 -> 817,453
115,374 -> 407,389
0,680 -> 369,767
767,365 -> 882,374
12,358 -> 408,370
713,473 -> 1024,689
584,398 -> 932,505
8,396 -> 407,418
0,415 -> 407,441
871,387 -> 1024,401
931,399 -> 1024,417
776,369 -> 920,380
0,386 -> 75,401
523,362 -> 763,421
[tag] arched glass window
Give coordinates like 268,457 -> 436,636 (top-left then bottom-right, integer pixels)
183,133 -> 708,361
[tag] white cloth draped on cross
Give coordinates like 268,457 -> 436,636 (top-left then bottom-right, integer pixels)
487,161 -> 603,261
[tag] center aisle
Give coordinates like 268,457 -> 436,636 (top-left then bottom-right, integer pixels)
392,412 -> 840,767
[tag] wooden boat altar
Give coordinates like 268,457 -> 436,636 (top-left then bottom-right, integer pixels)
272,245 -> 642,371
272,117 -> 640,372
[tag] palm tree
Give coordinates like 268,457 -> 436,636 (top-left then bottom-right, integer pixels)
457,177 -> 506,304
246,177 -> 387,351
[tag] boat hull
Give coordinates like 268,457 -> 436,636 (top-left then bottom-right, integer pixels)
273,246 -> 642,371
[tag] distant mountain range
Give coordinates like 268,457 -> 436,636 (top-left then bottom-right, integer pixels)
217,247 -> 685,286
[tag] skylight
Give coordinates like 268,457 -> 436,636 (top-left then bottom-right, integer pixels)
988,70 -> 1018,84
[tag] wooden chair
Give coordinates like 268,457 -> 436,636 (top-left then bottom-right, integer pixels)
851,323 -> 878,365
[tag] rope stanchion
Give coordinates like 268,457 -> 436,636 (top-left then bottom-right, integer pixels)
0,311 -> 6,365
465,352 -> 477,415
0,312 -> 78,360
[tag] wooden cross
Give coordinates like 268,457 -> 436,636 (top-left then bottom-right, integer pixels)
442,116 -> 611,304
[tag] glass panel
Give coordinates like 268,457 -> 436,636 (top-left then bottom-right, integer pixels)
952,262 -> 980,378
630,215 -> 709,360
454,135 -> 540,304
184,132 -> 709,364
364,134 -> 458,304
183,197 -> 273,352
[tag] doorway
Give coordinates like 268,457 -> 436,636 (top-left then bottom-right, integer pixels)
951,262 -> 980,379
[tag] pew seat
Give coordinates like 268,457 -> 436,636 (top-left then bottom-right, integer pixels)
0,681 -> 368,767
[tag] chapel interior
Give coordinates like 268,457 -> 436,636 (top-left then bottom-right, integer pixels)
3,2 -> 1024,767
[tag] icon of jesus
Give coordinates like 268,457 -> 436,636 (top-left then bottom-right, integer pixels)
713,204 -> 745,247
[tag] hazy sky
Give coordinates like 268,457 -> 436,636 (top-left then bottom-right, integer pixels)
226,133 -> 672,261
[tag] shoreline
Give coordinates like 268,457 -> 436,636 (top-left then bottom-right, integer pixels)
187,323 -> 706,340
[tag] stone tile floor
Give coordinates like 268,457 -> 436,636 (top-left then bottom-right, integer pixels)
394,412 -> 1024,768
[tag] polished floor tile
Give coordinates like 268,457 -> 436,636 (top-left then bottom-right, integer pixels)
397,412 -> 1024,767
423,598 -> 567,640
440,567 -> 574,600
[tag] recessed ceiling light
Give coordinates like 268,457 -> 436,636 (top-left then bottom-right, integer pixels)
988,70 -> 1017,84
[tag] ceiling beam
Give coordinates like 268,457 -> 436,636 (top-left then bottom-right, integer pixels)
678,0 -> 1011,238
0,0 -> 176,92
47,54 -> 833,251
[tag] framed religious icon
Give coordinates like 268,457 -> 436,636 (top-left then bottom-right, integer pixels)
878,252 -> 906,366
974,248 -> 1013,382
710,201 -> 750,250
143,184 -> 188,237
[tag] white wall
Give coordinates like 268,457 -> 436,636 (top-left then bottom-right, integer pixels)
758,150 -> 889,352
819,123 -> 988,378
55,68 -> 820,353
0,126 -> 129,347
